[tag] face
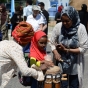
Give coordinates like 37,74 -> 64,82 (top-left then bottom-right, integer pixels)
0,6 -> 2,12
33,10 -> 39,17
61,14 -> 73,29
37,36 -> 47,51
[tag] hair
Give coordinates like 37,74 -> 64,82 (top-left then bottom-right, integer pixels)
38,2 -> 45,6
81,4 -> 87,12
26,0 -> 32,5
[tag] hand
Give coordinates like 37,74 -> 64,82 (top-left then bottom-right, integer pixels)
56,43 -> 66,51
53,50 -> 61,61
44,60 -> 54,67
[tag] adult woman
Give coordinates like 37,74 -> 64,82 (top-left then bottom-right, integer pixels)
11,6 -> 23,34
50,6 -> 88,88
0,4 -> 8,40
26,5 -> 47,32
0,22 -> 44,88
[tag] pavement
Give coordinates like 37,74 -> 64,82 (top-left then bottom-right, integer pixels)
5,23 -> 88,88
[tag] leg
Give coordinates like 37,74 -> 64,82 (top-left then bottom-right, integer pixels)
69,75 -> 79,88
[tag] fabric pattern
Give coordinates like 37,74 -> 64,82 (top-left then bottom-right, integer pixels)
0,40 -> 38,88
58,6 -> 80,74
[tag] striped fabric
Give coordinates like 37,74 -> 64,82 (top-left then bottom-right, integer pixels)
12,21 -> 34,45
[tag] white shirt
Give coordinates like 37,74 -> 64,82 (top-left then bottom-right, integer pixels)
0,40 -> 38,88
26,14 -> 45,31
23,5 -> 32,17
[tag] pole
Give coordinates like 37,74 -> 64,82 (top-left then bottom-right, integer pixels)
11,0 -> 15,18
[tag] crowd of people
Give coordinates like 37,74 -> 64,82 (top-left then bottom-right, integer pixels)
0,0 -> 88,88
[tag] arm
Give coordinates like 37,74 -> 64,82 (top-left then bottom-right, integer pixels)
57,24 -> 88,54
50,23 -> 62,60
8,46 -> 38,77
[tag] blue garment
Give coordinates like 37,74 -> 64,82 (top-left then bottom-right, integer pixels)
0,31 -> 2,41
61,75 -> 79,88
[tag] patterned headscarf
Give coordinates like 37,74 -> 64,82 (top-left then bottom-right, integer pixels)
61,6 -> 80,27
29,31 -> 47,61
58,6 -> 80,74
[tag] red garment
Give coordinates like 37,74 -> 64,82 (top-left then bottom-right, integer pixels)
29,31 -> 46,61
58,5 -> 63,13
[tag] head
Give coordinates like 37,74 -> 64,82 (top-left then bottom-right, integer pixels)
0,4 -> 6,13
32,5 -> 41,17
0,6 -> 2,12
26,0 -> 32,6
33,31 -> 47,51
38,2 -> 45,10
61,6 -> 80,29
81,4 -> 87,12
58,5 -> 63,13
12,21 -> 34,46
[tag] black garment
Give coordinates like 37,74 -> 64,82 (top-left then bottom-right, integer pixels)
42,9 -> 49,35
10,13 -> 23,33
55,12 -> 61,24
78,10 -> 88,33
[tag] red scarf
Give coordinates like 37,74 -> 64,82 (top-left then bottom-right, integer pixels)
29,31 -> 46,61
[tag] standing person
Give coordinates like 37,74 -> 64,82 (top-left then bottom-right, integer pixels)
23,0 -> 33,21
0,22 -> 44,88
29,30 -> 54,88
50,6 -> 88,88
78,4 -> 88,33
0,4 -> 8,40
10,6 -> 23,35
26,5 -> 47,32
38,2 -> 49,35
55,5 -> 63,24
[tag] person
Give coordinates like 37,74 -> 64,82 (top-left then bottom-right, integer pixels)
0,4 -> 8,40
78,4 -> 88,33
55,5 -> 63,24
0,22 -> 44,88
50,6 -> 88,88
26,5 -> 47,32
38,2 -> 49,35
10,6 -> 23,35
23,0 -> 33,21
29,30 -> 54,88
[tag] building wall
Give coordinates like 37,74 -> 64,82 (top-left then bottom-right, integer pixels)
69,0 -> 88,10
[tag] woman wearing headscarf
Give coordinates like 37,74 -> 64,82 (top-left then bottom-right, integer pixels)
0,21 -> 44,88
50,6 -> 88,88
55,5 -> 63,24
0,4 -> 8,40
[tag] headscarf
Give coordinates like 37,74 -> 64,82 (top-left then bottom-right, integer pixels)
29,31 -> 47,61
0,4 -> 7,26
12,21 -> 34,45
58,6 -> 80,74
58,5 -> 63,13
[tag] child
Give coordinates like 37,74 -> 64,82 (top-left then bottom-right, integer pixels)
29,30 -> 54,71
29,31 -> 54,88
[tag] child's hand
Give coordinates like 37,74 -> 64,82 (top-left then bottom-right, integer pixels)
44,60 -> 54,67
